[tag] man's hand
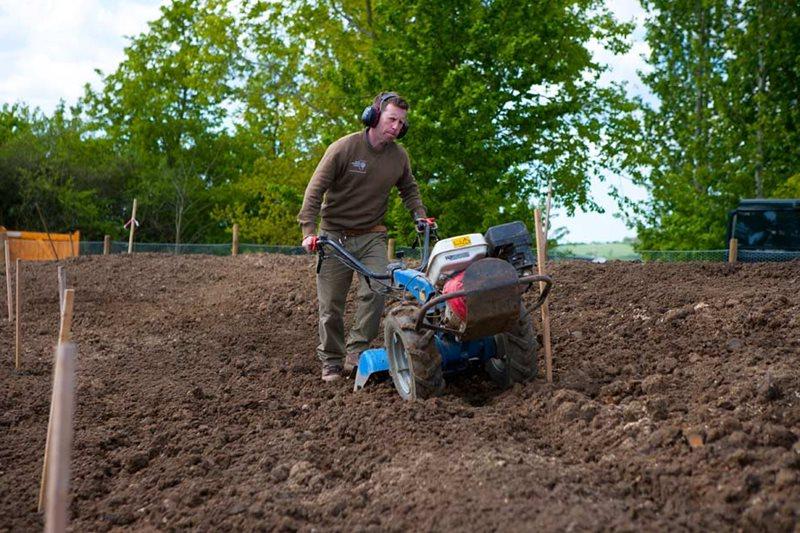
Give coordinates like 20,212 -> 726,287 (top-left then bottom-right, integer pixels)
415,217 -> 437,233
302,234 -> 318,253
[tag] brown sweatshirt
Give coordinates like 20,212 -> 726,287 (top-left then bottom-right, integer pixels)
297,130 -> 426,237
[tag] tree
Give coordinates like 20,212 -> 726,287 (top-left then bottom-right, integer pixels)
83,0 -> 246,245
213,1 -> 323,245
0,103 -> 129,238
721,0 -> 800,200
244,0 -> 636,244
630,0 -> 800,250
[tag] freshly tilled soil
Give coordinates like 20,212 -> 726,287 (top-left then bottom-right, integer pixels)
1,254 -> 799,531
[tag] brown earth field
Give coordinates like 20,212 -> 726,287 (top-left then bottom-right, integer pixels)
1,254 -> 799,532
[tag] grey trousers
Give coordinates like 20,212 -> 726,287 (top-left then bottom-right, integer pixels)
316,231 -> 388,364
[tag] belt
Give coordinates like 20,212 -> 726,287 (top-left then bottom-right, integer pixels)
336,225 -> 387,237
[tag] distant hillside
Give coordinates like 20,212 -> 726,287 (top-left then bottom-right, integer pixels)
552,242 -> 639,261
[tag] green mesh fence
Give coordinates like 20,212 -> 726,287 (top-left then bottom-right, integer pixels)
727,250 -> 800,262
638,249 -> 800,262
79,241 -> 800,263
80,241 -> 305,256
82,241 -> 424,258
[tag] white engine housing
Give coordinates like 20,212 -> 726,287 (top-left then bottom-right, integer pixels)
425,233 -> 488,287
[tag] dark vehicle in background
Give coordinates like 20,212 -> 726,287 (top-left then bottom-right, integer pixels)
727,199 -> 800,261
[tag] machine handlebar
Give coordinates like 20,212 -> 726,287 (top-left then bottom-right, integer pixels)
315,236 -> 392,280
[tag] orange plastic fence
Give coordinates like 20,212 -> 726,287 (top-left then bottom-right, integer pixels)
1,229 -> 80,261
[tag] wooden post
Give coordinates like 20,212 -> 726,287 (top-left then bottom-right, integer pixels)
58,267 -> 66,313
232,224 -> 239,256
387,238 -> 396,260
44,342 -> 76,533
58,289 -> 75,345
728,238 -> 738,263
39,289 -> 74,512
103,235 -> 111,256
127,198 -> 138,254
15,258 -> 21,370
534,209 -> 554,384
5,235 -> 12,322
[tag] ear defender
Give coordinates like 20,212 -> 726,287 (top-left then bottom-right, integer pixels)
361,92 -> 409,139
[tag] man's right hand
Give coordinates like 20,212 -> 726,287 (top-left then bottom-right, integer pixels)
302,234 -> 318,253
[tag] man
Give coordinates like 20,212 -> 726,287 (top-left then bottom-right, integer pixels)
298,92 -> 429,382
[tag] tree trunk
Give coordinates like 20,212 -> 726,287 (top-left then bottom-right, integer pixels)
754,0 -> 766,198
174,184 -> 185,254
692,2 -> 708,193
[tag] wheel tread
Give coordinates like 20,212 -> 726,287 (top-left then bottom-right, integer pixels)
488,306 -> 538,387
385,304 -> 444,400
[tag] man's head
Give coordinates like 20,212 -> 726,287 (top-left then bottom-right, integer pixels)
362,92 -> 409,145
377,92 -> 409,114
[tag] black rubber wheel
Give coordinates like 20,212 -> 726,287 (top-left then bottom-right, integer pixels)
486,306 -> 538,388
384,304 -> 444,400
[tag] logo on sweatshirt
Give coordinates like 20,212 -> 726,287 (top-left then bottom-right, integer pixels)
350,160 -> 368,173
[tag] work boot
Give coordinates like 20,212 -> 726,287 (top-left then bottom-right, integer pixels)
344,351 -> 361,374
321,361 -> 343,382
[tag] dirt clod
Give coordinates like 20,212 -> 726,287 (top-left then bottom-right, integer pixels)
125,452 -> 150,473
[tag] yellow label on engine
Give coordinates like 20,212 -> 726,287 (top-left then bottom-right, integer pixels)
452,235 -> 472,247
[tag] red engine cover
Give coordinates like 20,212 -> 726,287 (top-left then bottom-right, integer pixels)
443,271 -> 467,321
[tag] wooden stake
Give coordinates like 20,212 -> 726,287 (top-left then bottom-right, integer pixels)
44,342 -> 76,533
58,267 -> 65,314
728,238 -> 738,263
39,289 -> 75,512
103,235 -> 111,255
4,235 -> 12,322
232,224 -> 239,256
534,209 -> 554,384
15,258 -> 21,370
388,238 -> 396,260
127,198 -> 138,254
38,395 -> 55,513
58,290 -> 75,345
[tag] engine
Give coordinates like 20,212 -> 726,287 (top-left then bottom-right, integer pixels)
484,221 -> 536,275
424,221 -> 536,330
425,233 -> 488,288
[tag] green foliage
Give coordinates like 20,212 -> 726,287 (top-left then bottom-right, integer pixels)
253,0 -> 637,241
774,174 -> 800,198
83,0 -> 246,244
1,0 -> 639,246
215,157 -> 309,244
0,103 -> 129,238
631,0 -> 800,250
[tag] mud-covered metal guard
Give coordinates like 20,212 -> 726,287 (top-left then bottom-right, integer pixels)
414,260 -> 552,339
353,348 -> 390,392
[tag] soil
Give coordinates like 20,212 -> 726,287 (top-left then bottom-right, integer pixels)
1,254 -> 799,531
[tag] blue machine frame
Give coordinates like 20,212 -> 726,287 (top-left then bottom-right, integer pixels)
353,267 -> 498,391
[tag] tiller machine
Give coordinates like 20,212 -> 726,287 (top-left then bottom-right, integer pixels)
316,220 -> 552,400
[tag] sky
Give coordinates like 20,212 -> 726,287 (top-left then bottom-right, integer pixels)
0,0 -> 653,243
551,0 -> 653,243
